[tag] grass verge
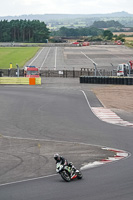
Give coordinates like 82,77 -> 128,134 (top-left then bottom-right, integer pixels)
0,47 -> 40,69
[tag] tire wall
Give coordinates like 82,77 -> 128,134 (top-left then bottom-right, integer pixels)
80,76 -> 133,85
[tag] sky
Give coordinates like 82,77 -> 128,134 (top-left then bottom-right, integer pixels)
1,0 -> 133,16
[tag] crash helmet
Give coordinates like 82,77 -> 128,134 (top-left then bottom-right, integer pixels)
54,153 -> 60,161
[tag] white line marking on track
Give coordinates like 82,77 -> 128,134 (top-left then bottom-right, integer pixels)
29,47 -> 45,66
0,174 -> 57,187
40,47 -> 51,69
54,47 -> 57,70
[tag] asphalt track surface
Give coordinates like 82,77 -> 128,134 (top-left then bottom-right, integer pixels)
1,45 -> 133,199
25,45 -> 133,70
0,79 -> 133,200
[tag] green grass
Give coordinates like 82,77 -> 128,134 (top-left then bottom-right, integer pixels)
0,47 -> 40,69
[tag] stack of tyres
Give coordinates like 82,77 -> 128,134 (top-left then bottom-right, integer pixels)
89,77 -> 92,83
105,77 -> 109,84
89,76 -> 92,83
108,77 -> 111,84
100,77 -> 103,84
104,77 -> 108,84
115,77 -> 118,84
117,77 -> 120,84
119,77 -> 122,84
103,77 -> 106,84
80,76 -> 83,83
121,77 -> 124,85
88,76 -> 91,83
91,77 -> 94,83
111,77 -> 115,84
85,76 -> 88,83
105,77 -> 107,84
131,78 -> 133,85
103,77 -> 105,84
128,78 -> 131,85
99,77 -> 102,84
116,77 -> 119,84
94,77 -> 97,84
124,78 -> 128,85
128,78 -> 130,85
110,77 -> 112,84
97,77 -> 100,84
79,76 -> 133,85
86,76 -> 89,83
117,77 -> 119,84
90,76 -> 92,83
82,76 -> 85,83
128,78 -> 133,85
114,77 -> 117,84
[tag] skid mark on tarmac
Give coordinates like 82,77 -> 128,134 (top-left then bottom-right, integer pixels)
92,107 -> 133,127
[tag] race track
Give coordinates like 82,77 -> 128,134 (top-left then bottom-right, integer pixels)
25,45 -> 133,70
0,45 -> 133,199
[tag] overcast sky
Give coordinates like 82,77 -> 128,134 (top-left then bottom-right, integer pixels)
1,0 -> 133,16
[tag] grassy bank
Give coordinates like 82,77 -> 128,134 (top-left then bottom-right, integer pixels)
0,47 -> 40,69
125,37 -> 133,48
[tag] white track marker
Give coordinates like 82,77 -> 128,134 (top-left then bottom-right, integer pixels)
40,47 -> 51,69
54,47 -> 57,70
29,47 -> 45,66
0,174 -> 57,187
81,51 -> 97,66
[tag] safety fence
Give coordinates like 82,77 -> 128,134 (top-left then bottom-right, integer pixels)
80,76 -> 133,85
0,68 -> 117,78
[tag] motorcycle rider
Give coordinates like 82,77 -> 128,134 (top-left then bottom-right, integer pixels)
54,153 -> 77,175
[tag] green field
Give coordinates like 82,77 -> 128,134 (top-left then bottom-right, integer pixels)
0,47 -> 40,69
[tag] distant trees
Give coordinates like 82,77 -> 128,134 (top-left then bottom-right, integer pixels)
51,26 -> 104,37
114,34 -> 125,42
51,26 -> 114,41
92,20 -> 124,28
0,20 -> 50,42
103,30 -> 113,40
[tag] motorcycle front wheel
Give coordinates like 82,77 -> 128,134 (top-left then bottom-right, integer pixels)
60,170 -> 71,182
77,170 -> 82,179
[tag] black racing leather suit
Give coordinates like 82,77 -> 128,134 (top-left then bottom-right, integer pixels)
56,156 -> 68,165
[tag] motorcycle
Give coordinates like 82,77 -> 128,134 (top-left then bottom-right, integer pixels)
56,162 -> 82,182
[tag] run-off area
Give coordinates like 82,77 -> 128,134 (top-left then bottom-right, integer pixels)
0,136 -> 114,185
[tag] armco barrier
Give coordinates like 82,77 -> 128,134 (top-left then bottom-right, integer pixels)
80,76 -> 133,85
0,77 -> 41,85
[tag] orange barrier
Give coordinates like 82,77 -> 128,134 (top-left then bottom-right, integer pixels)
29,78 -> 35,85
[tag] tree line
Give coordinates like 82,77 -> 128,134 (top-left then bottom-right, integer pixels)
50,26 -> 114,41
51,26 -> 104,37
92,20 -> 124,28
0,20 -> 50,42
